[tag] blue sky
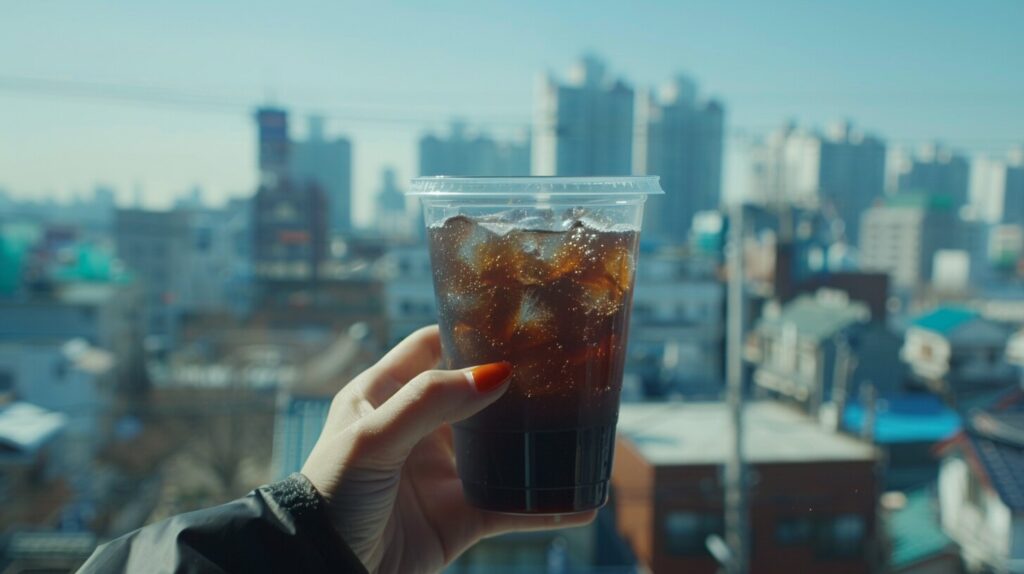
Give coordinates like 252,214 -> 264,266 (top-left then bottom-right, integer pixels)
1,0 -> 1022,224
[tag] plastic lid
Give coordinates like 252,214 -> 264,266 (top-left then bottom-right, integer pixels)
407,176 -> 663,196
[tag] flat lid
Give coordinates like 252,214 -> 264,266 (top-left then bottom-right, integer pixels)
408,176 -> 663,196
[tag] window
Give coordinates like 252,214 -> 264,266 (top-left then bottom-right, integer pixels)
966,471 -> 986,512
53,360 -> 68,381
798,348 -> 817,378
664,511 -> 723,556
814,514 -> 865,559
775,517 -> 812,545
195,227 -> 213,252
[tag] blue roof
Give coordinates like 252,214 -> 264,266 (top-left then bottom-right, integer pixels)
911,307 -> 978,335
964,392 -> 1024,511
844,395 -> 961,444
968,433 -> 1024,511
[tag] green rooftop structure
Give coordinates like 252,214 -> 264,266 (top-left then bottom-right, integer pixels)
748,289 -> 905,412
885,190 -> 956,211
50,243 -> 131,284
885,488 -> 959,572
755,291 -> 870,343
0,223 -> 40,297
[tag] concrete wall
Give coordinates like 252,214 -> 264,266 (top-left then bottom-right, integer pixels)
938,455 -> 1013,571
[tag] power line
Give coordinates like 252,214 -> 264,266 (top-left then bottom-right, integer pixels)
1,75 -> 1021,150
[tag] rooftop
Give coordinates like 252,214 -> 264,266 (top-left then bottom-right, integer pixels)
843,395 -> 961,444
886,488 -> 954,569
911,307 -> 978,335
1007,329 -> 1024,366
6,530 -> 97,559
967,432 -> 1024,511
884,192 -> 955,211
941,391 -> 1024,511
756,291 -> 869,342
617,401 -> 877,466
0,402 -> 67,454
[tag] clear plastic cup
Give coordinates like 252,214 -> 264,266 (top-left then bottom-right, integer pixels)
408,176 -> 662,513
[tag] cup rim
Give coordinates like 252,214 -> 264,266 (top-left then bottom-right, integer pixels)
407,176 -> 663,196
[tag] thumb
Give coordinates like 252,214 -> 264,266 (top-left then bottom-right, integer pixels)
360,361 -> 512,460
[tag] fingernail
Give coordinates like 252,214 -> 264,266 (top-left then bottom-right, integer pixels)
467,361 -> 512,393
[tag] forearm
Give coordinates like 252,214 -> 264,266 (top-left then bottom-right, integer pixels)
80,473 -> 368,574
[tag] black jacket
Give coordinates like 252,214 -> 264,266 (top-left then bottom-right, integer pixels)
79,473 -> 368,573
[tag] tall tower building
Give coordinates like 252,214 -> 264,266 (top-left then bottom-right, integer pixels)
635,75 -> 725,242
532,55 -> 634,176
291,116 -> 353,236
255,107 -> 290,183
251,107 -> 328,283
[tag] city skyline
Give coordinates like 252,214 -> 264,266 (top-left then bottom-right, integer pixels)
2,0 -> 1024,227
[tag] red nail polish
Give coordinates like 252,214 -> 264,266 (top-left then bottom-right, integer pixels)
469,361 -> 512,393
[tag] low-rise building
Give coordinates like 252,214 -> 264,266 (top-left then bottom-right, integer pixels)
629,251 -> 724,398
379,245 -> 436,347
936,391 -> 1024,573
0,402 -> 70,531
746,290 -> 905,415
270,331 -> 376,480
612,401 -> 881,574
0,281 -> 142,396
900,307 -> 1016,402
843,394 -> 961,490
1007,329 -> 1024,383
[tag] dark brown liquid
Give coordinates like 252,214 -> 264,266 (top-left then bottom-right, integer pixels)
427,215 -> 638,513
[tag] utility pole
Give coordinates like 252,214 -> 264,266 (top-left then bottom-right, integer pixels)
724,203 -> 749,574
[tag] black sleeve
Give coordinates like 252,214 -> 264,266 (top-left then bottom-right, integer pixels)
79,473 -> 368,574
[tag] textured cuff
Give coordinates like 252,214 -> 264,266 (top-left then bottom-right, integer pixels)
263,473 -> 369,574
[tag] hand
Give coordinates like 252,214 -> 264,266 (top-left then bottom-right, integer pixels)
301,325 -> 597,574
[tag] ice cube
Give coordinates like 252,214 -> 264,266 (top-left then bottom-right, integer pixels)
576,279 -> 622,316
510,291 -> 558,350
451,321 -> 501,363
455,217 -> 499,268
510,229 -> 568,285
478,221 -> 515,236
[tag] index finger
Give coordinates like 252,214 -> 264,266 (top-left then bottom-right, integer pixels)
359,325 -> 443,406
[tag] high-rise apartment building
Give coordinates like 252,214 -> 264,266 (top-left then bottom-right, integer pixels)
858,194 -> 957,289
1006,153 -> 1024,226
419,120 -> 529,176
751,122 -> 885,243
896,143 -> 970,209
973,148 -> 1024,225
635,76 -> 725,242
291,116 -> 353,236
374,167 -> 410,238
532,55 -> 634,176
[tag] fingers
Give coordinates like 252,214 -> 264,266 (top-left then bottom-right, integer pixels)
358,325 -> 442,407
357,362 -> 513,461
480,509 -> 599,538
